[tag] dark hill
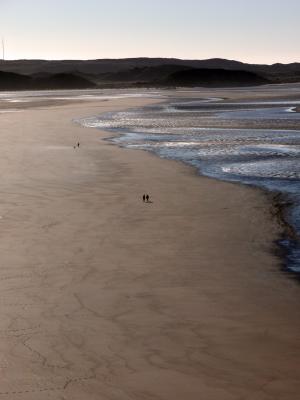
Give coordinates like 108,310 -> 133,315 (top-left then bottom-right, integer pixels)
0,71 -> 32,90
93,65 -> 269,87
0,58 -> 299,78
96,64 -> 191,84
0,58 -> 299,85
33,73 -> 96,89
165,68 -> 269,87
0,71 -> 96,90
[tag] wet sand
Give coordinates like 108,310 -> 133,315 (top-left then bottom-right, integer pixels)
0,97 -> 300,399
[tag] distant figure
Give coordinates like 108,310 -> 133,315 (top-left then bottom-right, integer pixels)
142,194 -> 146,202
77,142 -> 80,147
146,194 -> 149,202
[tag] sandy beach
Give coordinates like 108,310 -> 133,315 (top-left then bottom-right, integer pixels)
0,96 -> 299,399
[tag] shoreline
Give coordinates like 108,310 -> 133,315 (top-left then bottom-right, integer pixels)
0,97 -> 300,398
100,128 -> 297,277
86,95 -> 300,277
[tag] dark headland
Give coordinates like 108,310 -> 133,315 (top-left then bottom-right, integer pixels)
0,57 -> 300,90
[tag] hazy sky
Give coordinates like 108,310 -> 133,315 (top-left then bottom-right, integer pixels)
0,0 -> 299,63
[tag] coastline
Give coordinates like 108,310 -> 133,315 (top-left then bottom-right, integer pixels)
0,97 -> 299,398
92,95 -> 300,276
99,125 -> 299,277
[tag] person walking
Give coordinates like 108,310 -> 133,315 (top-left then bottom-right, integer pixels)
146,194 -> 149,202
142,194 -> 146,202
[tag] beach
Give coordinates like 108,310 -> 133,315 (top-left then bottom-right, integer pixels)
0,96 -> 299,399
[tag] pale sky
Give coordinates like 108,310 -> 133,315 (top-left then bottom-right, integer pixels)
0,0 -> 299,64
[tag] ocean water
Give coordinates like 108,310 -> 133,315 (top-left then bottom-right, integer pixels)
78,92 -> 300,274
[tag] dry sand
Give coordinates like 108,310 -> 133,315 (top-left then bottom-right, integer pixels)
0,97 -> 299,399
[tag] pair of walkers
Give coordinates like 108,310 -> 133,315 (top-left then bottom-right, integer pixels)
142,194 -> 150,203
